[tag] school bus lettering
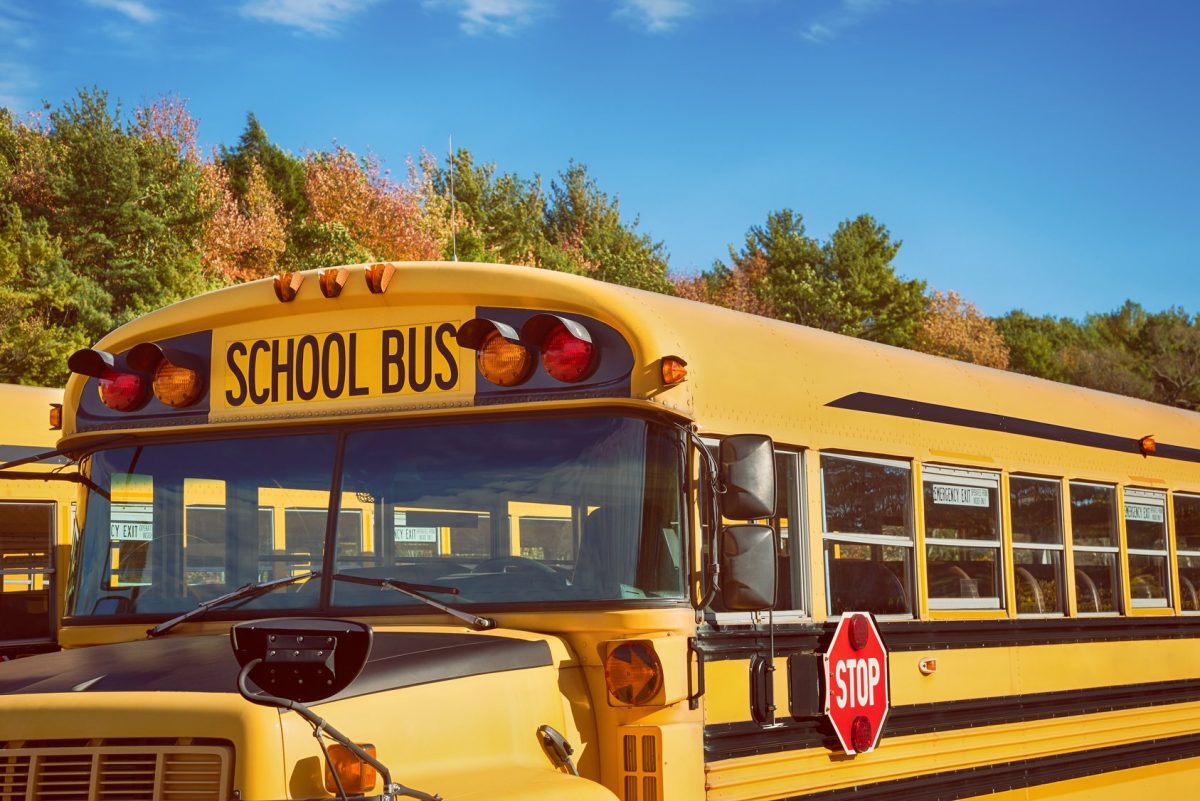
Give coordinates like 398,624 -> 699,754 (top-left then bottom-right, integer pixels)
224,322 -> 461,406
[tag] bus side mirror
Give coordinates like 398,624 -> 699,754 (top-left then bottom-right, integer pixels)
718,435 -> 776,520
720,524 -> 777,611
231,618 -> 373,704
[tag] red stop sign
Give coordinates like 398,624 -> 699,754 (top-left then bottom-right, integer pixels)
822,612 -> 889,754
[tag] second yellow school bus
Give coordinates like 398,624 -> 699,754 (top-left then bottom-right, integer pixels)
0,261 -> 1197,800
0,384 -> 75,658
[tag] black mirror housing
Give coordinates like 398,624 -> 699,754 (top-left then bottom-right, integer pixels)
231,618 -> 372,704
719,434 -> 776,520
720,524 -> 777,611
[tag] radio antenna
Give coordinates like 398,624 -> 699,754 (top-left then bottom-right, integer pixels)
448,135 -> 458,262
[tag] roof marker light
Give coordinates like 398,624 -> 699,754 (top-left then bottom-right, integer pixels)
319,267 -> 349,298
274,272 -> 304,302
128,343 -> 205,408
366,263 -> 395,294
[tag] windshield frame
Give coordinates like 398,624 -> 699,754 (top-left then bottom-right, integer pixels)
63,408 -> 693,626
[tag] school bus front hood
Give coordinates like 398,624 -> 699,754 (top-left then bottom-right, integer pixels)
0,628 -> 552,698
0,628 -> 609,800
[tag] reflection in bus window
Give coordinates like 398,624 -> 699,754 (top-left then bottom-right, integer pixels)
1124,489 -> 1170,608
331,416 -> 685,606
708,450 -> 805,616
821,454 -> 913,617
0,501 -> 55,641
1009,477 -> 1065,615
922,467 -> 1003,610
1069,482 -> 1121,614
1176,494 -> 1200,612
74,435 -> 337,616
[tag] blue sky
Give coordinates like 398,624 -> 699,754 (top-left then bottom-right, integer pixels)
2,0 -> 1197,319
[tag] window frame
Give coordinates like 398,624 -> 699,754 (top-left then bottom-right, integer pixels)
1068,480 -> 1123,616
705,444 -> 810,624
1123,487 -> 1171,610
1008,474 -> 1066,617
820,452 -> 916,620
921,465 -> 1005,612
1174,492 -> 1200,614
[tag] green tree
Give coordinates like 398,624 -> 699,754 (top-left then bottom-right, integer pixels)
218,113 -> 308,220
0,91 -> 216,384
541,162 -> 672,294
994,310 -> 1083,382
699,209 -> 925,346
428,148 -> 545,265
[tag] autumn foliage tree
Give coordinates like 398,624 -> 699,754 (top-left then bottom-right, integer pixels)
914,290 -> 1010,369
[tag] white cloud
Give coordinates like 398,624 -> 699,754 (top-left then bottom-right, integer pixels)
239,0 -> 381,35
84,0 -> 159,24
614,0 -> 695,34
422,0 -> 543,36
801,0 -> 891,43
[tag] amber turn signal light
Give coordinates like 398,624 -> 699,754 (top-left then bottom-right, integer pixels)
661,356 -> 687,386
1139,435 -> 1156,456
48,403 -> 62,430
323,743 -> 378,795
604,640 -> 664,706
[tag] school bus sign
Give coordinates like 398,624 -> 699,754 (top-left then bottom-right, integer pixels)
823,612 -> 889,755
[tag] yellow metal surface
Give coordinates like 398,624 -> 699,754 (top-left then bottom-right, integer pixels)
705,701 -> 1200,801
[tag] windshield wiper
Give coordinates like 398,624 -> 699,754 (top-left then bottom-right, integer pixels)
146,570 -> 320,638
331,573 -> 495,630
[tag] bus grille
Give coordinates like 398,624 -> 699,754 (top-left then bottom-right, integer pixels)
0,742 -> 232,801
619,728 -> 661,801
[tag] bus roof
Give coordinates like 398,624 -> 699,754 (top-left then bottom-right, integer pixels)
60,261 -> 1200,483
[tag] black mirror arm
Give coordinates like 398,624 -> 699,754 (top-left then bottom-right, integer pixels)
680,424 -> 724,609
236,660 -> 441,801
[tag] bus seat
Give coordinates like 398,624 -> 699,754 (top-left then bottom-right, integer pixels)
574,505 -> 638,598
1181,576 -> 1198,611
1074,568 -> 1100,612
1014,566 -> 1044,613
828,559 -> 908,615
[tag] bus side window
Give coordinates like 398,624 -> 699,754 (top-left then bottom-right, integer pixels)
1069,482 -> 1121,614
821,454 -> 914,618
922,466 -> 1004,612
1175,494 -> 1200,613
1124,488 -> 1170,609
706,447 -> 805,616
1009,476 -> 1065,615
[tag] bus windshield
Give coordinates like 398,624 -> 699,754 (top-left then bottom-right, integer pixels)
70,415 -> 686,619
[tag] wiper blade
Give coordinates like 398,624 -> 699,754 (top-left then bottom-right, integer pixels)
331,573 -> 495,630
146,570 -> 319,638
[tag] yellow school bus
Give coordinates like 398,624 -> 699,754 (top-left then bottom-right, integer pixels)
0,261 -> 1198,801
0,384 -> 76,658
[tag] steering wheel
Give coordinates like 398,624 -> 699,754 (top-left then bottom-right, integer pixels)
471,555 -> 560,576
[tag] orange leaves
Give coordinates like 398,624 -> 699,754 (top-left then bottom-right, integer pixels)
915,289 -> 1010,369
134,94 -> 199,163
304,146 -> 442,262
199,161 -> 287,282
